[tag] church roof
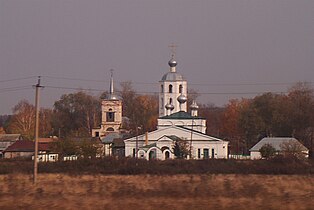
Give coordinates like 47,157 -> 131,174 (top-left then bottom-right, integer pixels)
159,111 -> 205,120
165,135 -> 182,141
161,72 -> 185,81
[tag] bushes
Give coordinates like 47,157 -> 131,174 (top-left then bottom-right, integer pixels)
0,157 -> 313,175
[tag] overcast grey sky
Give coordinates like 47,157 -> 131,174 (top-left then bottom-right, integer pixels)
0,0 -> 313,115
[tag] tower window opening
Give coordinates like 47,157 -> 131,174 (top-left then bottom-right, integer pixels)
169,84 -> 173,93
179,85 -> 183,94
106,109 -> 115,122
161,85 -> 164,93
169,98 -> 173,104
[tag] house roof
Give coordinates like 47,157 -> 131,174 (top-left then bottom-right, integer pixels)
159,111 -> 205,120
101,133 -> 123,144
4,140 -> 51,152
250,137 -> 309,152
0,134 -> 22,141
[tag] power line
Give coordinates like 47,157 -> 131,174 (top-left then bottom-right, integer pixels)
0,86 -> 33,93
0,76 -> 36,83
44,85 -> 288,95
42,75 -> 314,87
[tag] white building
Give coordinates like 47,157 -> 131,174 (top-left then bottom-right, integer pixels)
159,55 -> 187,116
250,137 -> 309,159
124,55 -> 228,160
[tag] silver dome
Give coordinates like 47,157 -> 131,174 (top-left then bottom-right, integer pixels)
168,58 -> 177,67
107,94 -> 119,100
177,94 -> 187,104
165,103 -> 174,110
190,101 -> 199,110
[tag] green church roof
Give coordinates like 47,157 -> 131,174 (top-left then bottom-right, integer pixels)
159,111 -> 205,120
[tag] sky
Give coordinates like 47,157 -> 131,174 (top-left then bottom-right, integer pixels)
0,0 -> 313,115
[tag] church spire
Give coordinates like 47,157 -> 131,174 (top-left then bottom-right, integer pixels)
168,43 -> 178,72
110,69 -> 114,95
108,69 -> 118,100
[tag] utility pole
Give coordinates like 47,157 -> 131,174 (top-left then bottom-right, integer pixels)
33,76 -> 43,184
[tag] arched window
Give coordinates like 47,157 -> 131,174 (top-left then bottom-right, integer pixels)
169,84 -> 173,93
179,85 -> 183,94
106,108 -> 115,122
161,85 -> 164,93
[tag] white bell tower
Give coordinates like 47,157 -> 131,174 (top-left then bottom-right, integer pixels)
159,53 -> 187,117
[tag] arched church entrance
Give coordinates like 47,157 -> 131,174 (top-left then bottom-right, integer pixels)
165,151 -> 170,159
149,149 -> 156,160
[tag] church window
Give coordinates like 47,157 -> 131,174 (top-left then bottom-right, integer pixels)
203,148 -> 209,159
179,85 -> 183,94
161,85 -> 164,93
161,98 -> 164,109
133,148 -> 136,157
169,84 -> 173,93
106,109 -> 115,122
198,148 -> 201,159
169,98 -> 173,104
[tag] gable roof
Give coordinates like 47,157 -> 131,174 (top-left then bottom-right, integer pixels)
250,137 -> 309,152
159,111 -> 205,120
101,132 -> 123,144
124,125 -> 227,143
4,140 -> 51,152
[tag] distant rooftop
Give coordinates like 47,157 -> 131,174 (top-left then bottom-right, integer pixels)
250,137 -> 309,152
0,134 -> 22,141
159,111 -> 205,120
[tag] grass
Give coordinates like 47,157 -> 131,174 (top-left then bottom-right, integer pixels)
0,174 -> 313,209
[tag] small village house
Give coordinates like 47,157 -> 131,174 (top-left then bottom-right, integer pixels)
250,137 -> 309,159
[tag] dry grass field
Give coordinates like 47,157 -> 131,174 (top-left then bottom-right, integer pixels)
0,174 -> 313,210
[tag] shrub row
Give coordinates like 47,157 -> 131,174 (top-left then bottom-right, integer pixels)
0,156 -> 313,175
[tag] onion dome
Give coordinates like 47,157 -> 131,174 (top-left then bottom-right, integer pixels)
168,57 -> 177,67
190,101 -> 199,110
165,103 -> 174,110
177,94 -> 187,104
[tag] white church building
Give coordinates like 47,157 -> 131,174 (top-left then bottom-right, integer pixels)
124,55 -> 229,160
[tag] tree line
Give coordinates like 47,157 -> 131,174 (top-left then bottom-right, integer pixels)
1,82 -> 313,156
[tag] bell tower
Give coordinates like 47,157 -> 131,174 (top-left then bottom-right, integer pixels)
92,70 -> 122,137
159,53 -> 187,117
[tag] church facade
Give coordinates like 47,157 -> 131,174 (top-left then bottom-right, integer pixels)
124,55 -> 229,160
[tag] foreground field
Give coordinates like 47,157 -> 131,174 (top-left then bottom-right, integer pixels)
0,174 -> 313,210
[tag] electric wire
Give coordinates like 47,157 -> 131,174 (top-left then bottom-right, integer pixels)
0,76 -> 36,83
41,75 -> 313,87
